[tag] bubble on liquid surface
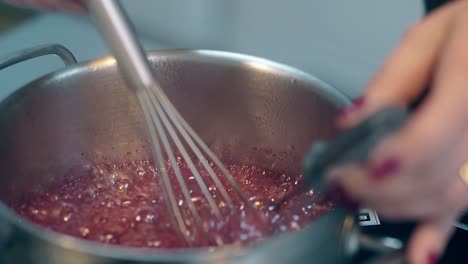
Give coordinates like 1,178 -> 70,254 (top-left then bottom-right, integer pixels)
9,160 -> 333,249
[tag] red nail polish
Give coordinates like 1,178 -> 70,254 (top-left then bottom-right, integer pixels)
325,182 -> 360,211
427,252 -> 440,264
370,158 -> 400,181
337,97 -> 365,118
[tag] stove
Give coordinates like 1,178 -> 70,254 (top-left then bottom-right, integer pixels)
355,216 -> 468,263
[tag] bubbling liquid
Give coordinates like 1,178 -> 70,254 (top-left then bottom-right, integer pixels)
10,160 -> 333,249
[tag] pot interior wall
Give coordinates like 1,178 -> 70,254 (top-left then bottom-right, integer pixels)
0,50 -> 342,207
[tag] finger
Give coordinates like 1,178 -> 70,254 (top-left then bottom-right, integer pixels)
337,2 -> 457,128
407,215 -> 456,264
429,4 -> 468,120
326,160 -> 425,214
363,80 -> 468,220
331,143 -> 468,220
366,152 -> 468,220
368,2 -> 468,184
367,182 -> 453,220
357,147 -> 465,219
327,163 -> 426,217
325,164 -> 374,208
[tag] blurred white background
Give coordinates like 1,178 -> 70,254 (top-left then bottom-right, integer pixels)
0,0 -> 423,99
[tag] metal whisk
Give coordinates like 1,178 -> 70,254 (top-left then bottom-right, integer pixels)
87,0 -> 264,246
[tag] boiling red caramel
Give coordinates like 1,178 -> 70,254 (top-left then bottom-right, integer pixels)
11,160 -> 333,248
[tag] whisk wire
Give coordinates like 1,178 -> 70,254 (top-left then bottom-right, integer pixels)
145,86 -> 224,219
154,94 -> 235,207
138,91 -> 193,245
145,86 -> 227,246
174,102 -> 257,211
89,0 -> 269,247
145,78 -> 268,224
148,81 -> 247,206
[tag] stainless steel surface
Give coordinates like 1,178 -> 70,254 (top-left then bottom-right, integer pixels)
89,0 -> 196,244
87,0 -> 155,94
88,0 -> 262,246
0,44 -> 77,70
0,45 -> 365,263
358,235 -> 403,254
454,221 -> 468,231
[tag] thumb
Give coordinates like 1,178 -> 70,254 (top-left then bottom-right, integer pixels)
406,215 -> 456,264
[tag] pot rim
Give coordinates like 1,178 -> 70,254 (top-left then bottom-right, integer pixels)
0,49 -> 350,262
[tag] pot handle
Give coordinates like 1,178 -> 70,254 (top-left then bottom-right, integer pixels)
358,234 -> 403,254
341,215 -> 406,263
0,44 -> 77,71
352,233 -> 406,264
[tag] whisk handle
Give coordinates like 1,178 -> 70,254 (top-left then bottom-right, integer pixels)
87,0 -> 156,93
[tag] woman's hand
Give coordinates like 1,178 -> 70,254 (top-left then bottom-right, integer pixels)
331,1 -> 468,263
4,0 -> 87,14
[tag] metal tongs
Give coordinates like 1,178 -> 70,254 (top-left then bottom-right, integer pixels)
276,107 -> 409,208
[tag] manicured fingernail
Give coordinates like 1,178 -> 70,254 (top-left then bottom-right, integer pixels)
427,252 -> 440,264
370,158 -> 400,182
337,97 -> 365,118
325,181 -> 360,211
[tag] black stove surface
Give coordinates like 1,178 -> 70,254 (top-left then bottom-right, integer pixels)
355,220 -> 468,263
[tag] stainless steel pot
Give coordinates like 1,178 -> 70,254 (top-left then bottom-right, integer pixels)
0,44 -> 400,264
